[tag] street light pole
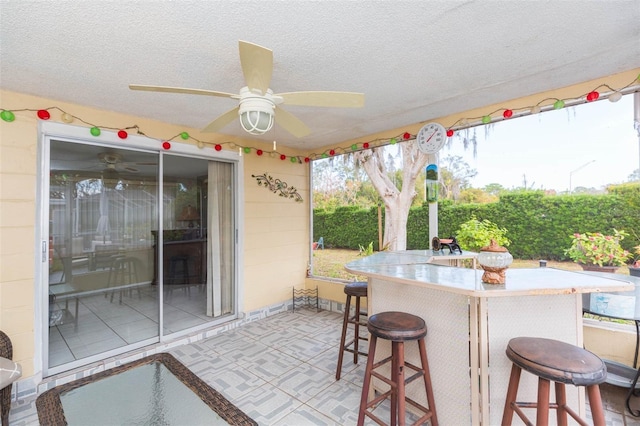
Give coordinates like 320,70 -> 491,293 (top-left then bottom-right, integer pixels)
569,160 -> 596,194
634,92 -> 640,181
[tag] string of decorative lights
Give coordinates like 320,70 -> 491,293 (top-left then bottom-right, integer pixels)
1,73 -> 638,163
308,73 -> 640,158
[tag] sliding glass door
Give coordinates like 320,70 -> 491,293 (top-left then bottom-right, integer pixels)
46,138 -> 236,374
160,156 -> 235,333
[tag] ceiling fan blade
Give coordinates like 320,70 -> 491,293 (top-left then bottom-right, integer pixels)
274,106 -> 310,138
129,84 -> 236,98
238,40 -> 273,95
277,91 -> 365,108
202,106 -> 240,133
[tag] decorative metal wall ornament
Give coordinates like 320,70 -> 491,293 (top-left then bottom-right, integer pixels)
252,172 -> 303,203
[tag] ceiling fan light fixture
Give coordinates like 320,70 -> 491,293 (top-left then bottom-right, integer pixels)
238,93 -> 275,135
240,109 -> 274,135
102,166 -> 120,189
102,165 -> 119,181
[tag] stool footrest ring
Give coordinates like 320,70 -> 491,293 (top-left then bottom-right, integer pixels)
342,347 -> 368,357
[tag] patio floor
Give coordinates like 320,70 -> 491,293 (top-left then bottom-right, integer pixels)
8,308 -> 640,425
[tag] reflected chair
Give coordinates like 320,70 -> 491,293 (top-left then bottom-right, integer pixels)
105,256 -> 141,303
165,255 -> 192,300
92,244 -> 121,270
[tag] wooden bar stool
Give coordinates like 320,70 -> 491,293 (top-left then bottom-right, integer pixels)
501,336 -> 607,426
168,255 -> 191,286
336,281 -> 368,380
105,255 -> 140,303
357,311 -> 438,426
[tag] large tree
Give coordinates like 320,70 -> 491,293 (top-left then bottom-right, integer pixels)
354,142 -> 430,251
439,155 -> 477,201
313,155 -> 381,210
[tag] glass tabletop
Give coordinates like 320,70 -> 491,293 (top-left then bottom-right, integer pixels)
586,291 -> 639,320
581,272 -> 640,321
60,362 -> 228,425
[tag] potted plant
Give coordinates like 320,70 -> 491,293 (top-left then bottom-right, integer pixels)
629,244 -> 640,277
565,229 -> 631,273
455,216 -> 510,253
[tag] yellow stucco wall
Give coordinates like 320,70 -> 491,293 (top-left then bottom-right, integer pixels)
0,90 -> 310,376
243,156 -> 310,310
305,277 -> 357,305
584,321 -> 637,366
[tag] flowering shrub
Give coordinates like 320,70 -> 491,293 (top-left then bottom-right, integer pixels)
565,229 -> 631,267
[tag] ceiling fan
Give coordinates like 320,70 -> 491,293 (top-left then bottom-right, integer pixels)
53,152 -> 156,177
129,40 -> 365,137
96,152 -> 161,185
98,152 -> 142,174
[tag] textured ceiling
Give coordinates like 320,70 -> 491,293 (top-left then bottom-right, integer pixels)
1,1 -> 639,151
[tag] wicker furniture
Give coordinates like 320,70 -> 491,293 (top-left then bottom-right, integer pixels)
1,330 -> 21,426
36,353 -> 257,425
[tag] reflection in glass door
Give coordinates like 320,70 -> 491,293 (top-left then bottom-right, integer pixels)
48,141 -> 160,369
161,157 -> 235,333
46,139 -> 236,373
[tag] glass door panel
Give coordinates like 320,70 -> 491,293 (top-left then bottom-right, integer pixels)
48,141 -> 159,368
161,157 -> 235,333
46,138 -> 237,373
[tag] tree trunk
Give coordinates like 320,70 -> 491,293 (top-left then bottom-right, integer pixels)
355,142 -> 430,251
383,198 -> 412,250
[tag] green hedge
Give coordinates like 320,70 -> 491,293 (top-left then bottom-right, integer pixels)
314,206 -> 380,249
313,187 -> 640,260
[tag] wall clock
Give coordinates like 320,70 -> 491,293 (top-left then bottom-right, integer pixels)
417,122 -> 447,154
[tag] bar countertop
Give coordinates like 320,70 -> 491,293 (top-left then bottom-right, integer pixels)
345,250 -> 635,297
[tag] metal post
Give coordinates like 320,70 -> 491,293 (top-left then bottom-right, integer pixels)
569,160 -> 596,194
634,92 -> 640,180
427,154 -> 438,248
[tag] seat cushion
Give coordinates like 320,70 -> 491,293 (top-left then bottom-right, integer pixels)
368,311 -> 427,341
506,337 -> 606,386
344,281 -> 368,297
0,356 -> 22,389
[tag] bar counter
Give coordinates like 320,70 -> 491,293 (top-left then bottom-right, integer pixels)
345,250 -> 635,425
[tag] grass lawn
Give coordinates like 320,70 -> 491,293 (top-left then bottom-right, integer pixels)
311,248 -> 631,281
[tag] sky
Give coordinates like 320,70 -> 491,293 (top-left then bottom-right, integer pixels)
440,93 -> 639,192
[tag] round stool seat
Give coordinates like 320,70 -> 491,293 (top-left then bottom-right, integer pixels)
506,337 -> 606,386
344,281 -> 367,297
368,311 -> 427,342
